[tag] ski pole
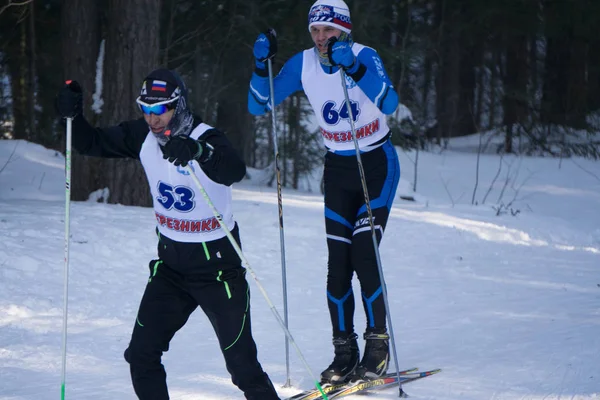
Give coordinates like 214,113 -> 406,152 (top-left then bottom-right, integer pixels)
61,116 -> 73,400
184,165 -> 329,400
265,27 -> 291,388
338,69 -> 406,397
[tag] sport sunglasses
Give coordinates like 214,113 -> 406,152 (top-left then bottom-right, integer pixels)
136,96 -> 179,115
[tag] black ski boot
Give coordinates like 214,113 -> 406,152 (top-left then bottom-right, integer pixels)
320,333 -> 360,384
354,330 -> 390,380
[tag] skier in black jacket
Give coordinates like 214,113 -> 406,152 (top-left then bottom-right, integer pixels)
56,69 -> 280,400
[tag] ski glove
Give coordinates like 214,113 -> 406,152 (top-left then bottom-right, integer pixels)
161,135 -> 206,167
56,80 -> 83,119
327,38 -> 358,73
253,28 -> 277,69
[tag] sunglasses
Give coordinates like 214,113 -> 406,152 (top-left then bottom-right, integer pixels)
136,97 -> 179,115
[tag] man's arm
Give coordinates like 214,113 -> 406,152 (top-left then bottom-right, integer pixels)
347,47 -> 399,115
197,129 -> 246,186
71,115 -> 150,159
248,52 -> 304,116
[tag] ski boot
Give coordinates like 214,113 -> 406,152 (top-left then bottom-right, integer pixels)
320,332 -> 360,384
354,330 -> 390,380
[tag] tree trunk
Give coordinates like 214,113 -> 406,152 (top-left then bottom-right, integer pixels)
434,0 -> 477,141
213,38 -> 254,159
61,0 -> 101,202
474,49 -> 485,131
541,1 -> 570,127
62,1 -> 159,206
27,1 -> 36,142
436,21 -> 460,143
213,49 -> 254,161
456,32 -> 477,137
587,38 -> 600,113
434,0 -> 449,144
488,46 -> 500,129
31,1 -> 65,151
6,12 -> 28,140
566,38 -> 587,129
95,0 -> 160,206
503,33 -> 529,153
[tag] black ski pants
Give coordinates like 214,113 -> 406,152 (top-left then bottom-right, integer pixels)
124,258 -> 279,399
323,138 -> 400,338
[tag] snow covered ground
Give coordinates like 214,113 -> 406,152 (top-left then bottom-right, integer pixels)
1,138 -> 599,399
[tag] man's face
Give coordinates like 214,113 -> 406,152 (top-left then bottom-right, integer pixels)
310,24 -> 342,54
143,109 -> 175,134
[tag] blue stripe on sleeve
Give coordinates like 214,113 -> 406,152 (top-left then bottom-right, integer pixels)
353,48 -> 399,115
247,52 -> 304,116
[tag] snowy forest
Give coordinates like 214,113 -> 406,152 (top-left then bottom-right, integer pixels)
1,0 -> 599,205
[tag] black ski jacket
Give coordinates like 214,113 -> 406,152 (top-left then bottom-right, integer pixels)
69,114 -> 246,273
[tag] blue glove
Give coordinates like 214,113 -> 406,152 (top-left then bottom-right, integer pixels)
327,39 -> 357,72
253,28 -> 278,69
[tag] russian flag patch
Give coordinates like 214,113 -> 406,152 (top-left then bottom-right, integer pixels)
151,80 -> 167,92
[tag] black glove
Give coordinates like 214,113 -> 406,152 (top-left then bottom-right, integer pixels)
56,80 -> 83,118
162,135 -> 205,167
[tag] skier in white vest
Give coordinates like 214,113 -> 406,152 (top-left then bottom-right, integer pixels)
56,69 -> 280,400
248,0 -> 401,384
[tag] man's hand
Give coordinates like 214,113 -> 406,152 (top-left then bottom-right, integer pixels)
161,135 -> 205,167
327,38 -> 357,71
56,80 -> 83,118
253,28 -> 278,69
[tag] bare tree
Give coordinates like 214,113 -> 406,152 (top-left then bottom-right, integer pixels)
0,0 -> 32,17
